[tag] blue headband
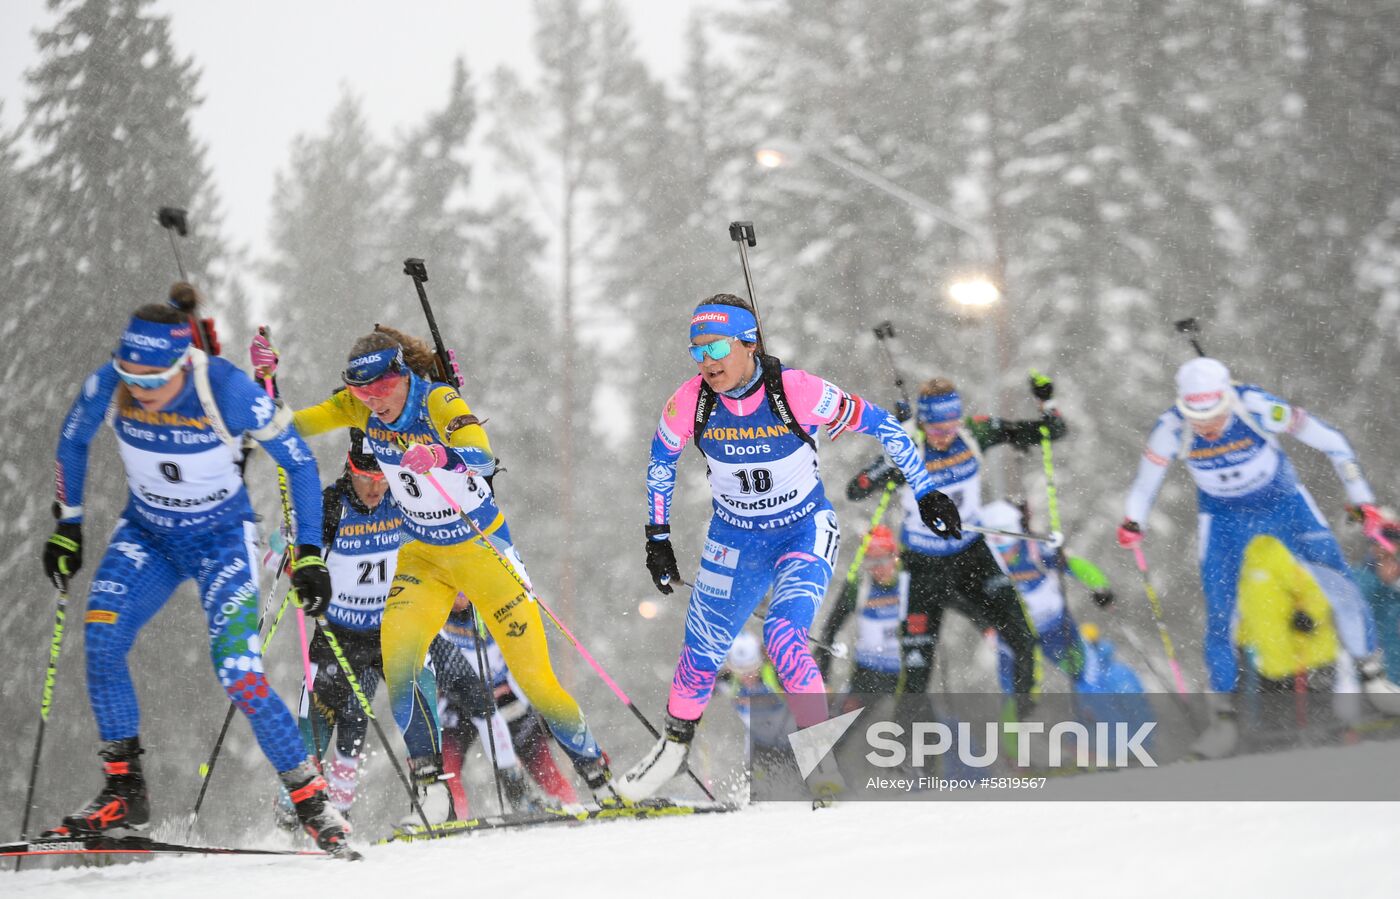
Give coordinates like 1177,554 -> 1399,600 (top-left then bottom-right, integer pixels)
918,391 -> 963,424
690,303 -> 759,343
343,346 -> 405,385
117,316 -> 192,368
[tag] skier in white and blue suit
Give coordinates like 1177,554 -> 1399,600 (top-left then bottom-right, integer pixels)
43,298 -> 348,852
1119,356 -> 1400,755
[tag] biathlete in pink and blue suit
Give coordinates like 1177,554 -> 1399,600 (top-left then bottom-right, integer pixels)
616,293 -> 961,800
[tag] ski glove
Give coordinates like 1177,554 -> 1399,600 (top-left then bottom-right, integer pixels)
1092,590 -> 1115,608
917,490 -> 962,540
1350,504 -> 1400,553
1116,519 -> 1143,549
645,525 -> 681,595
249,333 -> 279,379
1029,370 -> 1054,402
290,547 -> 333,616
42,522 -> 83,586
893,400 -> 913,423
402,443 -> 448,475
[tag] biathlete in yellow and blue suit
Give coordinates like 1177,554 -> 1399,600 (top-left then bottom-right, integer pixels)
252,325 -> 610,814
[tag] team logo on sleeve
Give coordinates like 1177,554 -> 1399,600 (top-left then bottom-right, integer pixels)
251,394 -> 276,428
813,382 -> 840,418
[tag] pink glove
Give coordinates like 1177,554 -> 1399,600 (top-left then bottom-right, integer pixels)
401,443 -> 448,474
1116,519 -> 1144,549
249,333 -> 279,378
1354,504 -> 1398,553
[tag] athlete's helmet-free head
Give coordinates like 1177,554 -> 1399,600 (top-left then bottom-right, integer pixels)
981,500 -> 1023,552
864,524 -> 898,560
1174,357 -> 1233,421
727,631 -> 762,675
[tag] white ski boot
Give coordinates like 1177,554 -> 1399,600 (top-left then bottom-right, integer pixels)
1189,693 -> 1238,760
616,714 -> 696,803
1359,654 -> 1400,715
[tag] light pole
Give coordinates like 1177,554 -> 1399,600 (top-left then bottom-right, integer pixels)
757,138 -> 1014,495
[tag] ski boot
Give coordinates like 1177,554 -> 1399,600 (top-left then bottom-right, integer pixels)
273,785 -> 299,832
44,737 -> 150,837
808,754 -> 846,810
571,751 -> 616,804
401,755 -> 457,828
616,713 -> 695,803
500,766 -> 538,813
1359,654 -> 1400,716
1189,693 -> 1238,760
281,759 -> 358,859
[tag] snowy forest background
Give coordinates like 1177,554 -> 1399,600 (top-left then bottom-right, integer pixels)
3,0 -> 1399,836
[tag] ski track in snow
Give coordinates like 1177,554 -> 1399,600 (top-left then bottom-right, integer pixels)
10,743 -> 1399,899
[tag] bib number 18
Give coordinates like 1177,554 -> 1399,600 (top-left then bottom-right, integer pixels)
735,468 -> 773,494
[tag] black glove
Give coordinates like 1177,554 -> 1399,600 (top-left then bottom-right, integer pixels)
645,525 -> 681,595
291,545 -> 333,616
893,400 -> 913,423
917,490 -> 962,540
42,521 -> 83,587
1092,590 -> 1115,608
1029,371 -> 1054,402
814,644 -> 833,681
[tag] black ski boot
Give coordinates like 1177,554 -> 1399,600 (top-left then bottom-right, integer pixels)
45,737 -> 150,837
402,755 -> 457,828
500,766 -> 537,813
281,760 -> 359,859
572,751 -> 616,804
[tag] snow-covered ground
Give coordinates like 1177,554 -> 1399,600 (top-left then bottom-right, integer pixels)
10,741 -> 1398,899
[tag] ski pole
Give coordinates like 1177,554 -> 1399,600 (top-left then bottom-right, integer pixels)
419,471 -> 716,802
254,342 -> 322,764
16,579 -> 70,871
400,259 -> 509,808
845,482 -> 898,585
316,622 -> 438,835
674,577 -> 849,666
728,222 -> 765,351
1129,545 -> 1189,694
463,602 -> 508,814
744,608 -> 846,659
534,594 -> 717,802
962,522 -> 1062,547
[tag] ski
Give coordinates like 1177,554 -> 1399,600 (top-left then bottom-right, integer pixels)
1,833 -> 338,860
382,797 -> 739,843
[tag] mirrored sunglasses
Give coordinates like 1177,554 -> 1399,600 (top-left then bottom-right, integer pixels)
112,351 -> 189,390
688,338 -> 736,363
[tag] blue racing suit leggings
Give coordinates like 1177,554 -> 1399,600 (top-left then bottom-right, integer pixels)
83,517 -> 308,772
668,507 -> 839,728
1199,486 -> 1377,692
